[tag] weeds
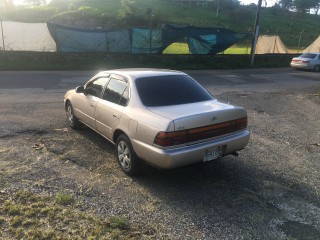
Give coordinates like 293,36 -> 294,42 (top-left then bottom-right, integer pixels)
55,192 -> 75,205
0,190 -> 132,239
110,216 -> 129,230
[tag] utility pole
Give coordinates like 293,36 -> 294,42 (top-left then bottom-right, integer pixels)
149,12 -> 153,54
298,29 -> 304,53
216,0 -> 221,17
250,0 -> 263,66
0,18 -> 5,51
146,8 -> 154,54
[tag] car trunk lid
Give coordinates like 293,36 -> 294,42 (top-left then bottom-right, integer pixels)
147,100 -> 246,130
149,100 -> 247,148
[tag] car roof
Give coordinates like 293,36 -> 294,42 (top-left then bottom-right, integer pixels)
96,68 -> 187,80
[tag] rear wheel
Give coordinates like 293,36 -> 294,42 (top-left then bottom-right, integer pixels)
66,102 -> 80,129
314,65 -> 320,72
116,134 -> 140,176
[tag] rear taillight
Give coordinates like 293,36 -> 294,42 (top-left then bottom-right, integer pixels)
154,117 -> 248,148
235,117 -> 247,130
154,130 -> 188,147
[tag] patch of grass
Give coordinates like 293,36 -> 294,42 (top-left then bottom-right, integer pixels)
223,46 -> 251,55
0,190 -> 133,239
55,193 -> 75,205
163,43 -> 252,55
109,216 -> 129,230
4,201 -> 21,215
0,216 -> 5,225
10,216 -> 23,228
110,228 -> 122,239
163,42 -> 190,54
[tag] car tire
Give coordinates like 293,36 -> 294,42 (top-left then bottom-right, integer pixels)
314,65 -> 320,72
66,102 -> 80,129
116,134 -> 140,176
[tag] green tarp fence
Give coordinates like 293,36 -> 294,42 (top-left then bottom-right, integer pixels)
47,23 -> 247,54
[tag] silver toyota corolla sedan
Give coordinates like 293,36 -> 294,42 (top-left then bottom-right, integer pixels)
64,69 -> 250,175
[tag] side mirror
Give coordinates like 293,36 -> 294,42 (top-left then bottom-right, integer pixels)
75,86 -> 84,93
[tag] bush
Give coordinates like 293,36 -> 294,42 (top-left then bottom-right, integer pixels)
55,193 -> 74,205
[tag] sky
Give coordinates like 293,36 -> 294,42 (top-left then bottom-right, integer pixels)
240,0 -> 278,7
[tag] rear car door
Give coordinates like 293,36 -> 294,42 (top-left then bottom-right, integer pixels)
95,75 -> 129,140
73,77 -> 109,128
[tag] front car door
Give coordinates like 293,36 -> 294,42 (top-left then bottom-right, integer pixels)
73,77 -> 110,128
95,75 -> 129,140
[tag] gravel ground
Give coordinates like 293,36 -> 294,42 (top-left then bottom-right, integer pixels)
0,69 -> 320,239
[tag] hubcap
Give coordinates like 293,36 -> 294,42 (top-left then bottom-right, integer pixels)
315,65 -> 320,72
117,141 -> 131,170
67,105 -> 74,125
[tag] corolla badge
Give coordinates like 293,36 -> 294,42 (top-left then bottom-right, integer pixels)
211,116 -> 217,122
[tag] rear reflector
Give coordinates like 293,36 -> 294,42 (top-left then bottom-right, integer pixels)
154,117 -> 247,148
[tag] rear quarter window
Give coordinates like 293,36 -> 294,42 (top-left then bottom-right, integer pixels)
135,75 -> 214,107
300,53 -> 316,59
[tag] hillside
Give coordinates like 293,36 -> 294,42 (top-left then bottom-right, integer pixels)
1,0 -> 320,48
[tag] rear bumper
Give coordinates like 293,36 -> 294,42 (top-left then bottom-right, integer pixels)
131,130 -> 250,169
290,62 -> 314,70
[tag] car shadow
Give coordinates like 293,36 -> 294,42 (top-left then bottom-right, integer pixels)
71,125 -> 320,239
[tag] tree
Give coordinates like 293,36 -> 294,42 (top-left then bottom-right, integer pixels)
118,0 -> 136,19
24,0 -> 47,7
315,1 -> 320,14
118,0 -> 144,26
278,0 -> 320,13
293,0 -> 319,13
0,0 -> 14,8
278,0 -> 293,10
214,0 -> 238,16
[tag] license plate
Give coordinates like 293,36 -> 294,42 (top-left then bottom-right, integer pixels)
203,146 -> 222,162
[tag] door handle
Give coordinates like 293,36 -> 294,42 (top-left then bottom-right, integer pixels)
90,104 -> 95,107
112,114 -> 119,119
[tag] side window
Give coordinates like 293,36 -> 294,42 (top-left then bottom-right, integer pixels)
85,78 -> 109,98
102,77 -> 128,106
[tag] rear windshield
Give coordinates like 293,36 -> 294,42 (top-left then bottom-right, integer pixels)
135,75 -> 214,107
300,53 -> 316,59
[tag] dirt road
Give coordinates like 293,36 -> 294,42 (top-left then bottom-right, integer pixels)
1,68 -> 320,239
